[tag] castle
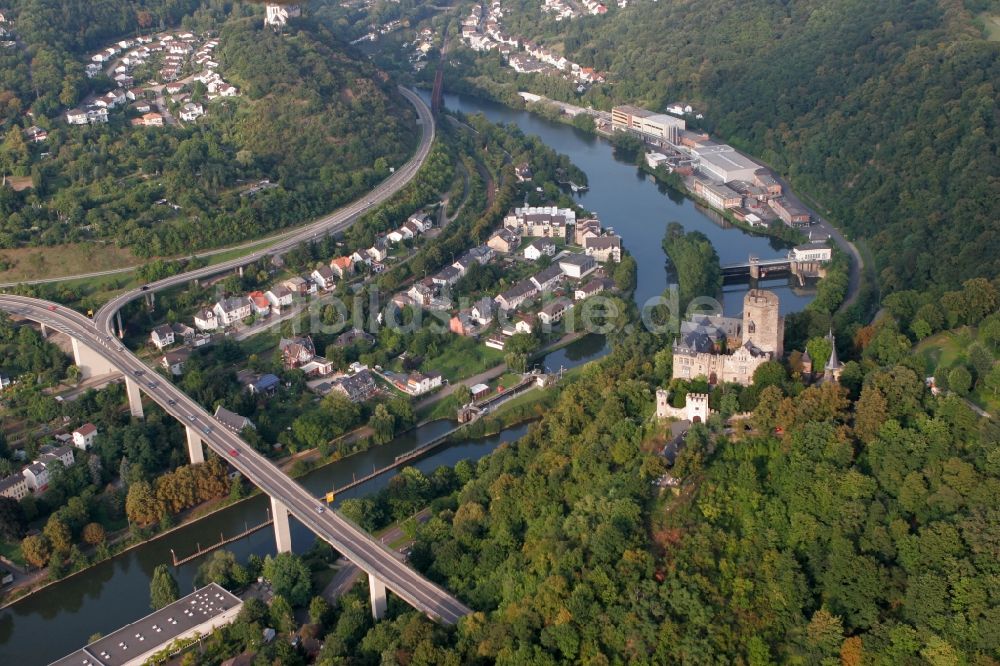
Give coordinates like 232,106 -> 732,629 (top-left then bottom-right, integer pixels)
671,289 -> 784,386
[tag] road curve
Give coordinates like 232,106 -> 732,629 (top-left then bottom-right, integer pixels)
0,293 -> 470,624
0,86 -> 433,292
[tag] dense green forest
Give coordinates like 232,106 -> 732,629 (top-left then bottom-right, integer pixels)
0,3 -> 415,256
449,0 -> 1000,294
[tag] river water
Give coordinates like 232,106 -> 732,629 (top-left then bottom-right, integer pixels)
436,92 -> 815,316
2,92 -> 814,664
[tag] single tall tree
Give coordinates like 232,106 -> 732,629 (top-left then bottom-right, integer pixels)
150,564 -> 179,610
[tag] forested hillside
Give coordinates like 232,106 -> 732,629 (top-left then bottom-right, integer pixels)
464,0 -> 1000,293
0,4 -> 414,256
289,318 -> 999,664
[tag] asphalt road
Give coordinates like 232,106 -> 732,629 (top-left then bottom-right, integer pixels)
0,93 -> 472,624
93,86 -> 434,334
0,294 -> 470,624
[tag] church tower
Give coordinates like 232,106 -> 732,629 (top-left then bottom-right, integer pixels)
742,289 -> 783,358
822,330 -> 843,383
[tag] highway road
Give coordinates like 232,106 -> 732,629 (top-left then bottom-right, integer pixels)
0,294 -> 471,624
0,92 -> 473,624
0,86 -> 433,290
94,86 -> 434,333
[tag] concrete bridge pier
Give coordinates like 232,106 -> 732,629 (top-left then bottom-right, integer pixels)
369,573 -> 388,620
39,323 -> 49,338
70,336 -> 117,378
116,311 -> 124,339
124,377 -> 145,419
270,496 -> 293,553
145,292 -> 155,310
186,426 -> 205,464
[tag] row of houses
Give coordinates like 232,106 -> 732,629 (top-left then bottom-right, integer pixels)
0,444 -> 77,500
498,207 -> 623,263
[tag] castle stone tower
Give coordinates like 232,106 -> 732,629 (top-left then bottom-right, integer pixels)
742,289 -> 783,358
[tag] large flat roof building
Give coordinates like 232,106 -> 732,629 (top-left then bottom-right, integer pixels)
612,105 -> 686,145
51,583 -> 242,666
691,144 -> 761,183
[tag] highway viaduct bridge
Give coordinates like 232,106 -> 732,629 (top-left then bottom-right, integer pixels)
0,90 -> 471,624
0,295 -> 471,624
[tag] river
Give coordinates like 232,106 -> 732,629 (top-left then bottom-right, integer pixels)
435,91 -> 815,316
0,422 -> 531,664
2,91 -> 815,664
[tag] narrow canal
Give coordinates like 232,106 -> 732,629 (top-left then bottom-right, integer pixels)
2,91 -> 815,664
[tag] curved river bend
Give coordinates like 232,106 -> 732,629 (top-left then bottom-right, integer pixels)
0,92 -> 814,664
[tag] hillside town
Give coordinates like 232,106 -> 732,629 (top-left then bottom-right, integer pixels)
461,1 -> 606,87
64,30 -> 240,128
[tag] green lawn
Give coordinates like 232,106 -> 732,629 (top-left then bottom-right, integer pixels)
0,540 -> 25,567
914,326 -> 999,414
424,338 -> 505,382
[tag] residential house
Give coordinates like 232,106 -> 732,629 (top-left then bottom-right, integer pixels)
22,463 -> 49,493
247,291 -> 271,316
139,112 -> 163,126
214,297 -> 252,326
336,328 -> 375,347
465,245 -> 495,265
350,250 -> 369,266
584,234 -> 622,263
161,348 -> 191,376
530,264 -> 564,292
449,312 -> 476,337
282,276 -> 310,296
407,213 -> 433,232
403,219 -> 423,238
299,356 -> 335,377
330,369 -> 377,403
406,371 -> 443,396
311,266 -> 336,290
558,253 -> 597,279
85,106 -> 109,123
386,228 -> 407,244
247,373 -> 280,396
487,228 -> 521,254
574,218 -> 602,246
214,406 -> 254,433
366,238 -> 390,263
539,297 -> 573,325
265,285 -> 294,314
407,279 -> 437,306
279,336 -> 316,369
495,279 -> 539,311
71,423 -> 98,450
179,102 -> 204,122
514,163 -> 533,182
66,109 -> 89,125
504,206 -> 575,239
24,126 -> 48,143
133,102 -> 152,113
432,265 -> 462,287
329,256 -> 354,279
194,308 -> 219,331
150,324 -> 176,350
471,297 -> 494,326
0,474 -> 29,501
575,277 -> 613,301
524,237 -> 556,261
